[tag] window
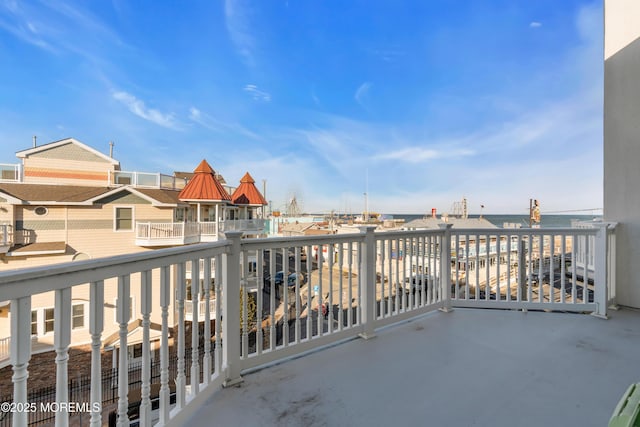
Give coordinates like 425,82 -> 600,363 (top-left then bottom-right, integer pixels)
72,304 -> 84,329
34,206 -> 48,216
115,207 -> 133,231
44,308 -> 54,334
31,310 -> 37,336
174,207 -> 186,222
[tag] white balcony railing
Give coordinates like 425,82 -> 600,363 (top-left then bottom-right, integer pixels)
0,163 -> 21,182
219,219 -> 267,234
1,224 -> 12,251
136,220 -> 267,246
0,224 -> 616,426
0,336 -> 9,362
108,170 -> 187,190
185,298 -> 218,323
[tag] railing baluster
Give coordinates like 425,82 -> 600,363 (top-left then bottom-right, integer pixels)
306,244 -> 313,339
89,281 -> 104,427
214,253 -> 223,374
295,246 -> 302,341
175,262 -> 186,409
10,297 -> 31,427
203,257 -> 212,383
282,247 -> 289,346
159,266 -> 171,425
54,287 -> 71,427
116,275 -> 131,427
256,250 -> 264,354
269,249 -> 276,349
338,243 -> 344,329
496,233 -> 502,300
140,270 -> 152,427
190,259 -> 201,395
561,235 -> 567,304
318,245 -> 324,335
328,244 -> 334,333
347,241 -> 354,328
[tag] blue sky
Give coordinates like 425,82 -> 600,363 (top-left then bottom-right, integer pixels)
0,0 -> 603,215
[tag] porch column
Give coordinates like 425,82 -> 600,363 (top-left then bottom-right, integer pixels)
358,226 -> 377,339
593,222 -> 610,319
438,224 -> 453,312
222,231 -> 243,387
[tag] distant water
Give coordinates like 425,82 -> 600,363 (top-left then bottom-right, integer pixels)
390,214 -> 602,228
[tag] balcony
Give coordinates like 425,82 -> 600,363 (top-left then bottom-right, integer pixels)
135,220 -> 267,246
0,223 -> 631,427
0,225 -> 12,254
108,170 -> 187,190
0,163 -> 22,183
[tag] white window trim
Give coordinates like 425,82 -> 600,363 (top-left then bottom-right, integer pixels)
113,205 -> 135,232
71,302 -> 88,331
30,302 -> 89,337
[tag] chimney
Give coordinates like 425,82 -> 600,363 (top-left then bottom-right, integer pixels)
33,135 -> 37,148
109,141 -> 114,158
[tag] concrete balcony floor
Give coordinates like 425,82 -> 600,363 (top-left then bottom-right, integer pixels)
186,307 -> 640,427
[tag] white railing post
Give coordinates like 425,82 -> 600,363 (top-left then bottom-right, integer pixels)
438,224 -> 453,312
89,281 -> 104,427
608,223 -> 618,309
593,223 -> 609,319
222,231 -> 243,387
358,226 -> 377,339
54,287 -> 72,427
116,275 -> 131,427
139,270 -> 152,427
10,297 -> 31,427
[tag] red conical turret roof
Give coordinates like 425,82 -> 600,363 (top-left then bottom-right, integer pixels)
178,160 -> 231,201
231,172 -> 268,205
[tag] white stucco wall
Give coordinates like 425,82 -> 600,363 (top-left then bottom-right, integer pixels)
604,0 -> 640,308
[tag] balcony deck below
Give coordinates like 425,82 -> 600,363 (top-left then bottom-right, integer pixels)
186,307 -> 640,427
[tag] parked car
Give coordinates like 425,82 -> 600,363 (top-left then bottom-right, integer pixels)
263,271 -> 306,294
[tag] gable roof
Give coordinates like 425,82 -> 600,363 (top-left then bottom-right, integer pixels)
231,172 -> 267,205
178,160 -> 231,202
0,183 -> 111,204
0,183 -> 180,206
16,137 -> 120,166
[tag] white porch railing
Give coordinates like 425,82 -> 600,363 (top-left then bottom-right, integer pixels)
0,163 -> 21,182
136,220 -> 267,246
1,224 -> 12,251
0,336 -> 9,361
108,171 -> 187,190
219,219 -> 267,234
185,298 -> 217,323
0,224 -> 616,426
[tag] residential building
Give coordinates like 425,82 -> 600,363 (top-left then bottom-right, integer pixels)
0,137 -> 268,368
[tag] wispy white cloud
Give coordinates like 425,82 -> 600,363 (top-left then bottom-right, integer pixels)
224,0 -> 256,66
354,82 -> 372,107
0,1 -> 127,57
188,106 -> 260,139
375,147 -> 475,163
243,84 -> 271,102
112,91 -> 180,129
529,21 -> 542,28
